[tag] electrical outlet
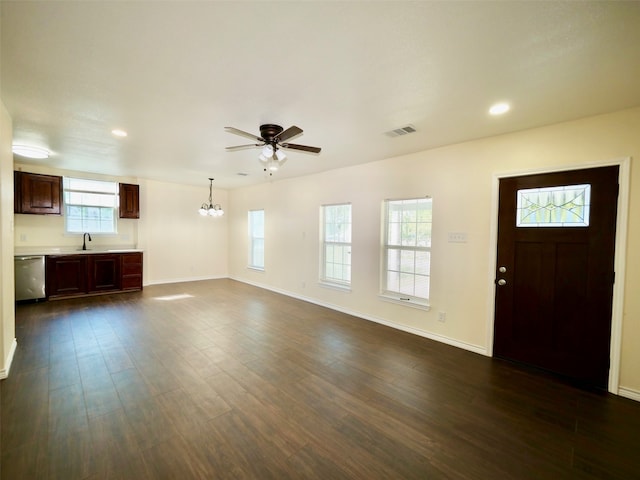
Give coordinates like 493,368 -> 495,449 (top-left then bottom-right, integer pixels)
438,311 -> 446,323
19,234 -> 27,242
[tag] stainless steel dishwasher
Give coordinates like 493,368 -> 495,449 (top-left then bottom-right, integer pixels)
15,255 -> 46,301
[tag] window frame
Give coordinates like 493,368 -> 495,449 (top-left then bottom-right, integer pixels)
380,197 -> 432,310
63,177 -> 118,235
320,202 -> 352,290
248,209 -> 265,271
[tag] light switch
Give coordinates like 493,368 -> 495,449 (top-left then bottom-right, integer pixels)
447,232 -> 467,243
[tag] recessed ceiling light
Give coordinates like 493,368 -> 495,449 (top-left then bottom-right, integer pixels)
112,129 -> 128,137
12,145 -> 50,159
489,102 -> 510,116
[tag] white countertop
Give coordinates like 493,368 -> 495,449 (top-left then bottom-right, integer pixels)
15,247 -> 143,257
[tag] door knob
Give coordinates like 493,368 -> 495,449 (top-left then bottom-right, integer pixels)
498,266 -> 507,273
497,279 -> 507,286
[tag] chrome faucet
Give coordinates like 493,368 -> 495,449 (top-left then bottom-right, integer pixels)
82,232 -> 92,250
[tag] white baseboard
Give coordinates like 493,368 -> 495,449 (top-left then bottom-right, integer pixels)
618,387 -> 640,402
0,338 -> 17,379
230,276 -> 488,357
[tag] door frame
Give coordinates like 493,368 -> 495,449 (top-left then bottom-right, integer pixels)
485,157 -> 631,394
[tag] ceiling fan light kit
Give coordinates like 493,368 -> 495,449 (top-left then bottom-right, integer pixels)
225,123 -> 321,175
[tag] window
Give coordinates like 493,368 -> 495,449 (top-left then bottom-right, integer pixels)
381,197 -> 432,307
516,184 -> 591,227
248,209 -> 265,270
64,177 -> 118,234
320,203 -> 352,287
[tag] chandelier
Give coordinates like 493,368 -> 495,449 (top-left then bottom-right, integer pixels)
198,178 -> 224,217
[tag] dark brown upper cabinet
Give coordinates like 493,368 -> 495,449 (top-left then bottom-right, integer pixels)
14,171 -> 63,215
119,183 -> 139,219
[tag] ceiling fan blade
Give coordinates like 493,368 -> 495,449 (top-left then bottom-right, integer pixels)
275,126 -> 303,143
225,127 -> 263,142
226,144 -> 261,151
281,143 -> 321,154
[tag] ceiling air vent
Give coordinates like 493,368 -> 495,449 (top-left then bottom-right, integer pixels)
385,124 -> 417,138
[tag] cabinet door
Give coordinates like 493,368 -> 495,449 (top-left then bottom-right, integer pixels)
88,254 -> 121,292
46,256 -> 87,298
15,171 -> 63,215
119,183 -> 140,219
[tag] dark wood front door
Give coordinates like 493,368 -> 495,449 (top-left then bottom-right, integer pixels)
493,166 -> 619,389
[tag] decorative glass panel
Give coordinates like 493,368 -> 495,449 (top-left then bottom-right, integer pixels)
516,184 -> 591,227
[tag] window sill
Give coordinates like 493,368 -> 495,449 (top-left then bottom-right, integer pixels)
379,294 -> 431,311
247,266 -> 265,272
319,281 -> 352,293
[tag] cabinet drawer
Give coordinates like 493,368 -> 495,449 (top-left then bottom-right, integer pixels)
122,252 -> 142,264
122,275 -> 142,290
122,263 -> 142,275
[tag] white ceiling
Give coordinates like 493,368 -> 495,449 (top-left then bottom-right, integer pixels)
2,1 -> 640,189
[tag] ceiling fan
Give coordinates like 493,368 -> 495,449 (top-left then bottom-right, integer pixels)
225,124 -> 321,173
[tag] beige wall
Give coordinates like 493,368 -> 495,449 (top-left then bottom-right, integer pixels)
138,178 -> 228,285
0,100 -> 16,378
228,107 -> 640,396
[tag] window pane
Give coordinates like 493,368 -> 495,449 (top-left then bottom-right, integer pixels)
387,248 -> 400,271
387,271 -> 400,292
249,210 -> 265,268
383,197 -> 432,302
415,274 -> 430,299
64,177 -> 117,234
416,223 -> 431,248
399,272 -> 415,296
400,250 -> 415,274
67,218 -> 83,233
517,184 -> 591,227
321,204 -> 352,285
415,251 -> 430,275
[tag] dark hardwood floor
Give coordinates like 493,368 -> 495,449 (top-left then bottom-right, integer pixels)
2,279 -> 640,479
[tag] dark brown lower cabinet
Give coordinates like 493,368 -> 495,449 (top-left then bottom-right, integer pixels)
46,255 -> 87,298
87,254 -> 121,293
46,252 -> 142,299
